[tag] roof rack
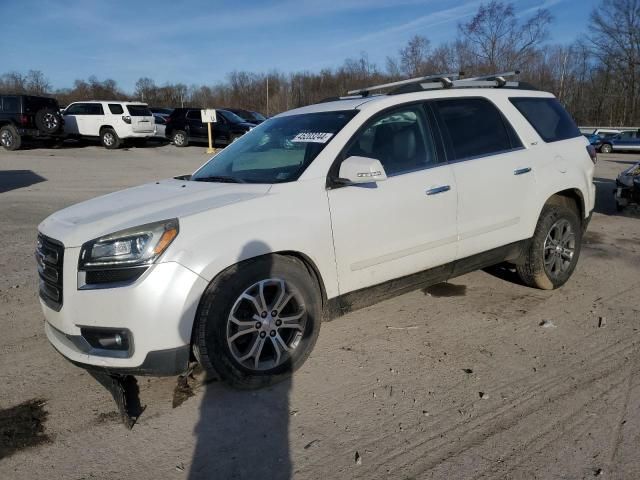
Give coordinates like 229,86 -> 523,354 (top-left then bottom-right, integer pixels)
347,73 -> 464,96
346,70 -> 525,97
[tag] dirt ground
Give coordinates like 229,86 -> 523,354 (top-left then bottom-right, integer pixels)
0,142 -> 639,479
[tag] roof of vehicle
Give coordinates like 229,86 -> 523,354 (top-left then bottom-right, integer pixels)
68,100 -> 149,105
276,87 -> 554,118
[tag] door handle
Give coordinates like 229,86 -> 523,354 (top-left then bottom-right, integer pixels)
514,167 -> 532,175
426,185 -> 451,195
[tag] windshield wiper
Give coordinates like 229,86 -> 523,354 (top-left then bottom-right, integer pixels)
192,175 -> 245,184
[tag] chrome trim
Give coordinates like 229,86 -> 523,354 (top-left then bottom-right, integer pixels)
426,185 -> 451,195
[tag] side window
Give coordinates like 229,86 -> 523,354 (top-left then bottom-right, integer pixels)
108,104 -> 124,115
509,97 -> 580,143
2,96 -> 19,113
345,105 -> 437,176
433,98 -> 521,161
64,103 -> 86,115
87,104 -> 104,115
186,110 -> 201,121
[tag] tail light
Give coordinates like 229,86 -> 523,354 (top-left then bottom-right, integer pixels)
586,145 -> 597,164
164,116 -> 171,124
122,115 -> 132,124
19,114 -> 29,126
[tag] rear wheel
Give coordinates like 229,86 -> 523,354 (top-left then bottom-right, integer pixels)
172,130 -> 188,147
194,255 -> 321,389
516,203 -> 582,290
600,143 -> 612,154
101,128 -> 121,149
0,125 -> 21,151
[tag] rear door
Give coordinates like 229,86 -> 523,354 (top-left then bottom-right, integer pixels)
186,110 -> 206,139
328,103 -> 458,293
125,104 -> 155,134
431,97 -> 535,259
614,131 -> 640,151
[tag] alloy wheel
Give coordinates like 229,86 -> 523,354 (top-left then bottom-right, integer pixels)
0,129 -> 13,147
543,219 -> 575,278
226,278 -> 306,371
103,132 -> 115,146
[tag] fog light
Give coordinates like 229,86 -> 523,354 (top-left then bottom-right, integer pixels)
81,327 -> 131,352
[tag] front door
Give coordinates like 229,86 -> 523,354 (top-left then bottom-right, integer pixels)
327,103 -> 458,294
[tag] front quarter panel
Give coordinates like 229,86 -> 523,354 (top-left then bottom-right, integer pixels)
164,177 -> 340,299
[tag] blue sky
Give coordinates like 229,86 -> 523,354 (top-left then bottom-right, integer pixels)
4,0 -> 600,92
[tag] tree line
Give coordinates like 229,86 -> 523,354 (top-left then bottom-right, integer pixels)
2,0 -> 638,126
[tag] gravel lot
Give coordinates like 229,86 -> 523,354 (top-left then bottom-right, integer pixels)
1,144 -> 639,479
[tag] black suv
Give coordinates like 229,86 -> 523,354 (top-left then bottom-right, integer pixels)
165,108 -> 255,147
222,108 -> 267,124
0,95 -> 64,150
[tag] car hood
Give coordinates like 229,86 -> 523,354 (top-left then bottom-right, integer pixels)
38,179 -> 272,247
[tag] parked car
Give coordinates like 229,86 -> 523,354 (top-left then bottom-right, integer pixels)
165,108 -> 255,147
62,101 -> 156,149
598,130 -> 640,153
0,94 -> 65,150
615,161 -> 640,211
37,75 -> 596,389
152,113 -> 168,138
223,108 -> 267,124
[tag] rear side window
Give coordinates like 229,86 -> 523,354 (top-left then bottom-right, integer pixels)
108,104 -> 124,114
126,105 -> 152,116
509,97 -> 580,143
186,110 -> 201,120
1,96 -> 19,113
433,98 -> 522,161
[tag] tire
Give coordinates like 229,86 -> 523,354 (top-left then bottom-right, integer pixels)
35,108 -> 61,134
516,203 -> 582,290
600,143 -> 612,154
100,128 -> 121,149
0,124 -> 22,151
616,200 -> 624,212
194,255 -> 322,389
172,130 -> 188,147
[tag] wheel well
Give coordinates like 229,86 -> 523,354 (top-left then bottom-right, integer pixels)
99,125 -> 114,134
546,189 -> 585,221
275,251 -> 328,306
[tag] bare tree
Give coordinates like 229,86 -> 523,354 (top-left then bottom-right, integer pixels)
458,1 -> 552,71
25,70 -> 50,95
399,35 -> 431,76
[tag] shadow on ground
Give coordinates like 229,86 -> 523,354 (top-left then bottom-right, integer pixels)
0,170 -> 47,193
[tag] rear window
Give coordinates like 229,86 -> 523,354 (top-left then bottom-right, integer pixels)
509,97 -> 580,143
433,97 -> 522,161
1,96 -> 19,113
126,105 -> 152,116
109,104 -> 124,114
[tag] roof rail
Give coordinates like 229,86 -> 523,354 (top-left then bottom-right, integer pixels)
347,72 -> 464,96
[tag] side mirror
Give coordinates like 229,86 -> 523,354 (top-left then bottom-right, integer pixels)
338,156 -> 387,184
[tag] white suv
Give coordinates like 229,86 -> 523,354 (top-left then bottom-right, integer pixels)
38,74 -> 596,388
62,101 -> 156,149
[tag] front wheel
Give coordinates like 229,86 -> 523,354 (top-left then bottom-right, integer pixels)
516,203 -> 582,290
194,255 -> 321,389
172,130 -> 188,147
600,143 -> 612,154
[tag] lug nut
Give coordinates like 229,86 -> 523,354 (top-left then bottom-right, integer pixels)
271,310 -> 277,317
261,311 -> 267,318
275,319 -> 282,326
255,322 -> 262,329
260,331 -> 266,338
270,330 -> 276,337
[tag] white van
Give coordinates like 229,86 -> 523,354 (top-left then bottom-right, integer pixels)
63,101 -> 156,149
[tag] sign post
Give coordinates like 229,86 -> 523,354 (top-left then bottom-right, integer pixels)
201,109 -> 217,154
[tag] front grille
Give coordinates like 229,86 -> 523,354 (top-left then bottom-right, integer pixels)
36,234 -> 64,311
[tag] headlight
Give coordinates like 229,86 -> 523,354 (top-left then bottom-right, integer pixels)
79,219 -> 179,270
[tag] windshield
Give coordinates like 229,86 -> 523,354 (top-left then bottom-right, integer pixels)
191,110 -> 358,184
219,109 -> 249,124
250,111 -> 267,121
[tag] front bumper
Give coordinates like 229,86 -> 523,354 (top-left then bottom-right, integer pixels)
42,255 -> 209,376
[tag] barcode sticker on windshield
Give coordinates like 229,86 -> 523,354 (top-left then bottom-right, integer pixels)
291,132 -> 333,143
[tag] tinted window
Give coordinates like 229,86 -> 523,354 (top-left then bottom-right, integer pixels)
108,104 -> 124,114
219,110 -> 247,124
510,97 -> 580,143
345,105 -> 437,176
1,96 -> 19,113
64,103 -> 86,115
186,110 -> 201,120
126,104 -> 152,116
434,98 -> 520,161
192,111 -> 357,183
